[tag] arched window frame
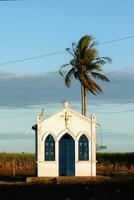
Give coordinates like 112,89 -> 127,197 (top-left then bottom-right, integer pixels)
45,134 -> 55,161
79,134 -> 89,161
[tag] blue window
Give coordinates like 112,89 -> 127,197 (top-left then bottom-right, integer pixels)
79,134 -> 89,160
45,135 -> 55,161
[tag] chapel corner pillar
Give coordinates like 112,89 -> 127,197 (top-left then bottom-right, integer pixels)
36,112 -> 44,164
37,111 -> 44,134
91,113 -> 97,176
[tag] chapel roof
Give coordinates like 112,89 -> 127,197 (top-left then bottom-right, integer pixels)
39,101 -> 96,123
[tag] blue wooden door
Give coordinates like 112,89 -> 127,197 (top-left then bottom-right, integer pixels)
59,134 -> 75,176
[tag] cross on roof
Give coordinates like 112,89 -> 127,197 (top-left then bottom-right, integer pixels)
61,111 -> 72,128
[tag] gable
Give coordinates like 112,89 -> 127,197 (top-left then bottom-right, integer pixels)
40,107 -> 92,138
43,107 -> 91,124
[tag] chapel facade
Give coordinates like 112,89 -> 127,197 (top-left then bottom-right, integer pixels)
33,101 -> 97,177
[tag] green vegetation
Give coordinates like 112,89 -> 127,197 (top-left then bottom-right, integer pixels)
0,152 -> 35,165
0,152 -> 36,178
97,152 -> 134,165
0,152 -> 133,177
0,152 -> 134,165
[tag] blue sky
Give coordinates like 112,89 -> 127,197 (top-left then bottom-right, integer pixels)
0,0 -> 134,152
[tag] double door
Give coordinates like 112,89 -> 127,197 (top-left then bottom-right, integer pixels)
59,134 -> 75,176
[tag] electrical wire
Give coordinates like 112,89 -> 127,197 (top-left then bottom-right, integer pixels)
72,103 -> 134,113
0,51 -> 65,66
98,35 -> 134,45
96,109 -> 134,114
1,34 -> 134,66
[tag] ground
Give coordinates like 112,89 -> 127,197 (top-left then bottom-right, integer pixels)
0,176 -> 133,200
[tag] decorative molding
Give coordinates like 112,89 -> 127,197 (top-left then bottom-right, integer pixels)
41,131 -> 56,141
57,128 -> 76,141
76,131 -> 91,141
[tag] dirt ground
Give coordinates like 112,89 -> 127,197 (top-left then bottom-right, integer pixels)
0,176 -> 133,200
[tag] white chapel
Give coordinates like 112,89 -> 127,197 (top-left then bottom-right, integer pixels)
32,101 -> 97,177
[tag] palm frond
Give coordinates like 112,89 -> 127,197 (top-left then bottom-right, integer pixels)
78,72 -> 97,95
89,40 -> 98,49
86,63 -> 102,72
59,63 -> 70,76
93,59 -> 107,66
74,71 -> 79,79
77,35 -> 91,54
92,81 -> 103,94
96,56 -> 112,63
65,68 -> 75,87
86,75 -> 103,94
79,72 -> 103,94
84,48 -> 97,63
66,48 -> 74,56
72,42 -> 77,55
70,59 -> 76,67
90,72 -> 110,82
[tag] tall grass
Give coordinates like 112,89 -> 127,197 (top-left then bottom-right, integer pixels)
0,152 -> 36,178
0,152 -> 134,165
96,152 -> 134,165
0,152 -> 36,165
0,152 -> 133,177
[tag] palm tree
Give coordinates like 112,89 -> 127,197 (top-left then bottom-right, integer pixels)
59,35 -> 111,116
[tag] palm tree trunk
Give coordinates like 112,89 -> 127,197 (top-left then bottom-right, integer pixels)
81,84 -> 87,116
81,84 -> 84,115
84,86 -> 87,116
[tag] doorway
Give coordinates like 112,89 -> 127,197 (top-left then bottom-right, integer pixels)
59,133 -> 75,176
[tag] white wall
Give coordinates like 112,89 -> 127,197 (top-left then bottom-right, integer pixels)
36,106 -> 96,177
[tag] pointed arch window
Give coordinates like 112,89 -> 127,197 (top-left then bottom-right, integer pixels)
45,135 -> 55,161
79,134 -> 89,160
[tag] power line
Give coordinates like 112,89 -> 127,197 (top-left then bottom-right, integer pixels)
0,50 -> 65,66
91,102 -> 134,110
0,0 -> 17,1
73,104 -> 134,114
89,104 -> 123,110
98,34 -> 134,45
73,102 -> 134,110
96,109 -> 134,114
1,34 -> 134,66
